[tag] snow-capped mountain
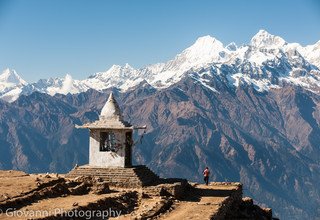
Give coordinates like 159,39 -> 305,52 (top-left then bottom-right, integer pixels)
0,68 -> 27,102
0,68 -> 26,85
250,29 -> 287,48
2,29 -> 320,102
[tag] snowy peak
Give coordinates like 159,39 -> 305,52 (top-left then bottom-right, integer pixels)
0,68 -> 27,85
83,63 -> 142,92
0,69 -> 27,103
91,63 -> 136,80
184,35 -> 225,59
251,30 -> 287,48
191,35 -> 224,50
145,35 -> 229,88
165,35 -> 227,72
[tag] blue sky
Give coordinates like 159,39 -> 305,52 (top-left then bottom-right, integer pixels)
0,0 -> 319,82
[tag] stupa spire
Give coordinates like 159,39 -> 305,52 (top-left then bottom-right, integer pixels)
100,92 -> 123,121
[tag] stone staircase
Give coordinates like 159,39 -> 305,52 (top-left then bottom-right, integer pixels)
65,165 -> 160,188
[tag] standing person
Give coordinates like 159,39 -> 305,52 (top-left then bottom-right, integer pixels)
203,167 -> 210,185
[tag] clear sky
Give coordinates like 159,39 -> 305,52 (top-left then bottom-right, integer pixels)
0,0 -> 319,82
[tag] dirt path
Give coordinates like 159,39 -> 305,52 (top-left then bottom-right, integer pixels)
112,184 -> 239,220
113,197 -> 164,220
158,184 -> 237,220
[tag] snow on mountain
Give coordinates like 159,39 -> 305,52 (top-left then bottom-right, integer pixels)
78,36 -> 232,92
295,40 -> 320,69
0,68 -> 26,87
175,35 -> 228,66
221,32 -> 320,93
24,74 -> 89,96
1,29 -> 320,102
0,68 -> 27,102
84,64 -> 144,91
250,29 -> 287,48
147,35 -> 230,88
44,74 -> 88,95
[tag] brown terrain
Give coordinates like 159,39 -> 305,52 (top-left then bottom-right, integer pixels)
0,170 -> 273,220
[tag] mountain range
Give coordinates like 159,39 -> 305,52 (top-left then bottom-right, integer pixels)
1,30 -> 320,102
0,30 -> 320,219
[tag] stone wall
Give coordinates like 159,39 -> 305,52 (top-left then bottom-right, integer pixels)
143,179 -> 189,199
207,183 -> 273,220
210,184 -> 243,220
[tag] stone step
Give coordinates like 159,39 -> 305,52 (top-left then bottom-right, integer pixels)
69,173 -> 157,178
65,165 -> 159,187
69,172 -> 139,175
70,171 -> 155,175
68,172 -> 138,176
68,168 -> 159,177
67,176 -> 143,182
68,175 -> 156,181
67,176 -> 155,183
69,170 -> 144,174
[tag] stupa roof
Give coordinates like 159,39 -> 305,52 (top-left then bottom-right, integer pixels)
76,92 -> 132,130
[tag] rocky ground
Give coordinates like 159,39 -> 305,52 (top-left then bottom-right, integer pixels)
0,170 -> 274,220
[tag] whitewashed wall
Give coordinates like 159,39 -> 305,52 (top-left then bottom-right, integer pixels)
89,130 -> 126,167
